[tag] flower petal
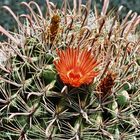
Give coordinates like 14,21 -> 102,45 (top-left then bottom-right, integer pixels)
54,47 -> 99,87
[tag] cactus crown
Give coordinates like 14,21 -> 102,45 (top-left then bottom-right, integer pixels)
0,0 -> 140,139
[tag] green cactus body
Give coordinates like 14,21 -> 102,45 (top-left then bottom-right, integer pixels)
0,0 -> 140,140
117,90 -> 130,106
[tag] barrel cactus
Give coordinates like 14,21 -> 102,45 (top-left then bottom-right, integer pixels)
0,0 -> 140,139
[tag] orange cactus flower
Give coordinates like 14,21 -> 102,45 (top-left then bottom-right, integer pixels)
54,47 -> 99,87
